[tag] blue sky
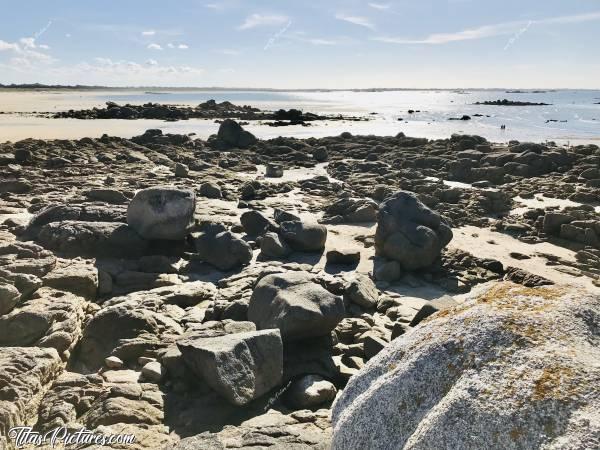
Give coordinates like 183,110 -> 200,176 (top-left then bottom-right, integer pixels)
1,0 -> 599,88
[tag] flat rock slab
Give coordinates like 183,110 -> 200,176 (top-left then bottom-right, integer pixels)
178,329 -> 283,406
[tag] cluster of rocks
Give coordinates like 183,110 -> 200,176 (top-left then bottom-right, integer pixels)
1,119 -> 598,448
474,99 -> 551,106
50,100 -> 366,125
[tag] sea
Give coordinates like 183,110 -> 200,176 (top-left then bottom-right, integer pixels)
0,88 -> 599,144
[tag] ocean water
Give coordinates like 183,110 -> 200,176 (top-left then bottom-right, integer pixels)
1,89 -> 599,144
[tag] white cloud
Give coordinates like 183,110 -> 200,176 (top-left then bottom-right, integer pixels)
372,10 -> 600,44
0,37 -> 56,67
142,30 -> 156,36
147,43 -> 163,50
368,3 -> 390,10
0,40 -> 19,51
145,58 -> 158,65
238,13 -> 290,30
335,13 -> 375,30
19,37 -> 36,49
38,44 -> 50,50
65,33 -> 72,38
178,44 -> 189,49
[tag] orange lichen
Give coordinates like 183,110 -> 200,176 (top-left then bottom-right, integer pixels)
532,366 -> 577,401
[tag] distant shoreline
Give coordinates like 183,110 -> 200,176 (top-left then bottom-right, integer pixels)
2,85 -> 598,93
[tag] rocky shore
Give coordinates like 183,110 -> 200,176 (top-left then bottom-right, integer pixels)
49,100 -> 367,125
1,120 -> 599,449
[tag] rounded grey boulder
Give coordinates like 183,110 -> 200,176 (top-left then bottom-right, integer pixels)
332,282 -> 600,449
248,271 -> 345,340
375,190 -> 452,270
280,220 -> 327,252
127,186 -> 196,240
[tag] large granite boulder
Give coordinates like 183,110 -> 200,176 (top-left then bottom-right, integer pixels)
248,271 -> 345,340
178,329 -> 283,406
332,282 -> 600,449
374,191 -> 452,270
127,187 -> 195,240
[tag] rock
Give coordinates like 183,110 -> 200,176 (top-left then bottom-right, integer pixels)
313,146 -> 328,162
248,271 -> 345,340
199,182 -> 222,199
0,287 -> 87,358
273,208 -> 301,224
280,221 -> 327,252
177,329 -> 283,406
375,191 -> 453,270
0,269 -> 42,301
543,212 -> 574,235
37,221 -> 148,258
174,162 -> 189,177
345,275 -> 379,309
85,188 -> 128,204
265,162 -> 284,178
285,375 -> 337,409
141,361 -> 165,383
260,232 -> 292,259
104,356 -> 124,369
127,186 -> 196,240
374,260 -> 402,282
409,296 -> 458,326
193,230 -> 253,271
326,249 -> 360,265
362,334 -> 387,359
240,210 -> 275,236
325,198 -> 378,223
0,347 -> 63,435
217,119 -> 257,149
332,282 -> 600,450
0,179 -> 32,194
43,262 -> 98,300
76,294 -> 183,371
0,282 -> 20,315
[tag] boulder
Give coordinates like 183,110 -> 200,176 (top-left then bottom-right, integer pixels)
43,262 -> 98,300
177,329 -> 283,406
344,275 -> 379,309
265,162 -> 284,178
326,249 -> 360,265
280,221 -> 327,252
199,182 -> 222,199
260,232 -> 292,259
217,119 -> 257,149
127,187 -> 195,240
193,230 -> 253,271
332,282 -> 600,449
248,271 -> 345,340
240,210 -> 276,236
374,191 -> 452,270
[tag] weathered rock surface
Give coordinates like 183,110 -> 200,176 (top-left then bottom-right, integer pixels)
127,186 -> 196,240
280,221 -> 327,252
193,230 -> 253,271
248,271 -> 345,340
0,347 -> 63,436
178,329 -> 283,406
375,191 -> 453,270
332,282 -> 600,449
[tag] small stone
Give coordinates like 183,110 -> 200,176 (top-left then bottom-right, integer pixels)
285,375 -> 337,409
104,356 -> 124,369
141,361 -> 165,383
174,162 -> 189,177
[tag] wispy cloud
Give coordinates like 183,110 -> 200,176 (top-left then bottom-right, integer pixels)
178,44 -> 189,49
142,30 -> 156,36
0,36 -> 55,67
264,20 -> 293,50
238,13 -> 290,30
147,43 -> 163,50
335,13 -> 375,30
368,3 -> 390,10
372,11 -> 600,44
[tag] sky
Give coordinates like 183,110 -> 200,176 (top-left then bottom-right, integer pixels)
1,0 -> 600,89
